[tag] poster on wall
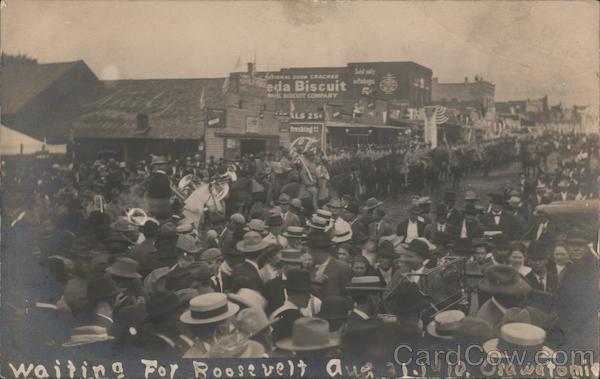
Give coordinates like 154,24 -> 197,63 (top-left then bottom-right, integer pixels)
245,116 -> 259,133
289,122 -> 325,154
206,108 -> 226,128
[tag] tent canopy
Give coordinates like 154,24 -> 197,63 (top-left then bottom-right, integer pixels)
0,124 -> 67,156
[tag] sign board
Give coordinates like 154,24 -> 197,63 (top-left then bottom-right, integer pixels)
265,69 -> 348,100
289,122 -> 325,154
245,116 -> 259,133
206,108 -> 226,128
348,62 -> 430,100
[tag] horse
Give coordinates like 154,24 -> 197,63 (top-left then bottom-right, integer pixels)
183,181 -> 227,229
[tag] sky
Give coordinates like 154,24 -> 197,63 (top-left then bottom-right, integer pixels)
2,0 -> 598,106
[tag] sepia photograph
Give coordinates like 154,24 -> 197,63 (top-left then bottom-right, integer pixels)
1,0 -> 599,377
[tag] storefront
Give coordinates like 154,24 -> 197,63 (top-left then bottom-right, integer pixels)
325,121 -> 408,148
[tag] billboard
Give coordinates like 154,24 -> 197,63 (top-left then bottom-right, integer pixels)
348,62 -> 430,100
265,69 -> 349,100
289,122 -> 325,153
206,108 -> 226,128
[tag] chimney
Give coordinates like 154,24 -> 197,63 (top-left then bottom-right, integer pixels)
464,77 -> 468,83
247,62 -> 255,75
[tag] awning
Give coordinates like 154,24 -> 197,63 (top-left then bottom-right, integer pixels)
325,121 -> 413,130
0,124 -> 67,156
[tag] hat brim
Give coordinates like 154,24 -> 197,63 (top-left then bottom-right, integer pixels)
363,202 -> 383,211
346,286 -> 386,291
105,267 -> 142,279
236,240 -> 272,253
306,221 -> 328,231
63,335 -> 114,347
426,322 -> 456,340
282,233 -> 308,239
482,338 -> 554,358
275,335 -> 340,351
479,277 -> 531,296
180,302 -> 240,325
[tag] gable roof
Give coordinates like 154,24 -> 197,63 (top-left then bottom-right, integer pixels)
1,60 -> 85,115
73,78 -> 225,140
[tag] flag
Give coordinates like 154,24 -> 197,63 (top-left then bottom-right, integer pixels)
434,105 -> 449,125
222,76 -> 230,95
199,88 -> 206,110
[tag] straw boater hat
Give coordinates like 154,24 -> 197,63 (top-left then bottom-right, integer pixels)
479,265 -> 532,296
63,325 -> 114,347
180,293 -> 240,325
346,276 -> 386,291
236,231 -> 271,253
105,257 -> 142,279
426,310 -> 465,340
332,221 -> 352,244
245,219 -> 269,236
483,322 -> 554,358
275,317 -> 340,352
279,248 -> 304,264
307,215 -> 330,231
282,226 -> 307,239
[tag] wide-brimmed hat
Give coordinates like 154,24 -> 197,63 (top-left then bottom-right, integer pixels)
278,193 -> 291,205
180,293 -> 240,325
317,296 -> 353,320
146,291 -> 181,321
307,215 -> 330,231
63,325 -> 114,347
230,213 -> 246,225
176,234 -> 205,254
236,231 -> 272,253
404,239 -> 430,260
479,265 -> 532,296
332,222 -> 352,244
245,219 -> 269,235
483,322 -> 554,358
346,276 -> 386,291
275,317 -> 340,351
282,226 -> 307,239
279,248 -> 304,264
376,240 -> 396,259
110,217 -> 138,233
426,310 -> 465,340
363,197 -> 383,211
304,230 -> 334,248
283,268 -> 313,292
326,198 -> 345,209
316,209 -> 333,222
106,257 -> 142,279
150,155 -> 171,166
228,288 -> 267,310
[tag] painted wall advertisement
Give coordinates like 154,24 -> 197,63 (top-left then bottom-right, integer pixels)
206,108 -> 226,128
289,122 -> 325,153
265,70 -> 348,100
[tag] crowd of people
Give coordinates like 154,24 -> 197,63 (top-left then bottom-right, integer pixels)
1,131 -> 598,373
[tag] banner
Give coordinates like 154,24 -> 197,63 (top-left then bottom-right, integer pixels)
289,122 -> 325,154
206,108 -> 226,128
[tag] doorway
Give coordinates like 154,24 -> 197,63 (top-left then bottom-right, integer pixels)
240,139 -> 266,157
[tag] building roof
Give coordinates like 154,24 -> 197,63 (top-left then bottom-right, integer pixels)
1,60 -> 85,115
73,78 -> 225,140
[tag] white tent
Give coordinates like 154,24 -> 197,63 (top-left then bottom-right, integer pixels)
0,123 -> 67,156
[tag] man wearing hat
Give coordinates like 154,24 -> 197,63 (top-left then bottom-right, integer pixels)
346,276 -> 386,325
424,204 -> 458,240
375,240 -> 397,286
281,226 -> 307,250
444,191 -> 463,227
306,231 -> 352,298
220,213 -> 246,253
367,208 -> 394,242
317,296 -> 353,332
180,293 -> 241,358
524,241 -> 557,293
263,248 -> 304,314
231,231 -> 272,291
275,317 -> 340,358
269,269 -> 316,342
457,204 -> 484,240
396,206 -> 426,243
553,179 -> 575,202
554,230 -> 598,354
199,248 -> 226,292
278,193 -> 300,229
481,194 -> 518,240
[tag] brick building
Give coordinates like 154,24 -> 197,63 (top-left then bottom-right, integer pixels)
431,76 -> 495,117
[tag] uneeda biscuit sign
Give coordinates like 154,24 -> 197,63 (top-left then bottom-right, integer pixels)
265,70 -> 348,100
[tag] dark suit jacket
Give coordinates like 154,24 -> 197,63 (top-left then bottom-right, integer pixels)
447,208 -> 463,227
368,220 -> 395,241
281,211 -> 301,230
316,258 -> 352,299
456,219 -> 485,240
231,260 -> 263,292
423,222 -> 459,240
523,217 -> 556,247
480,212 -> 520,240
396,219 -> 426,241
525,270 -> 559,293
262,276 -> 286,315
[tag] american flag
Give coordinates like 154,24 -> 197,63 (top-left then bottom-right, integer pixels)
434,105 -> 449,125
